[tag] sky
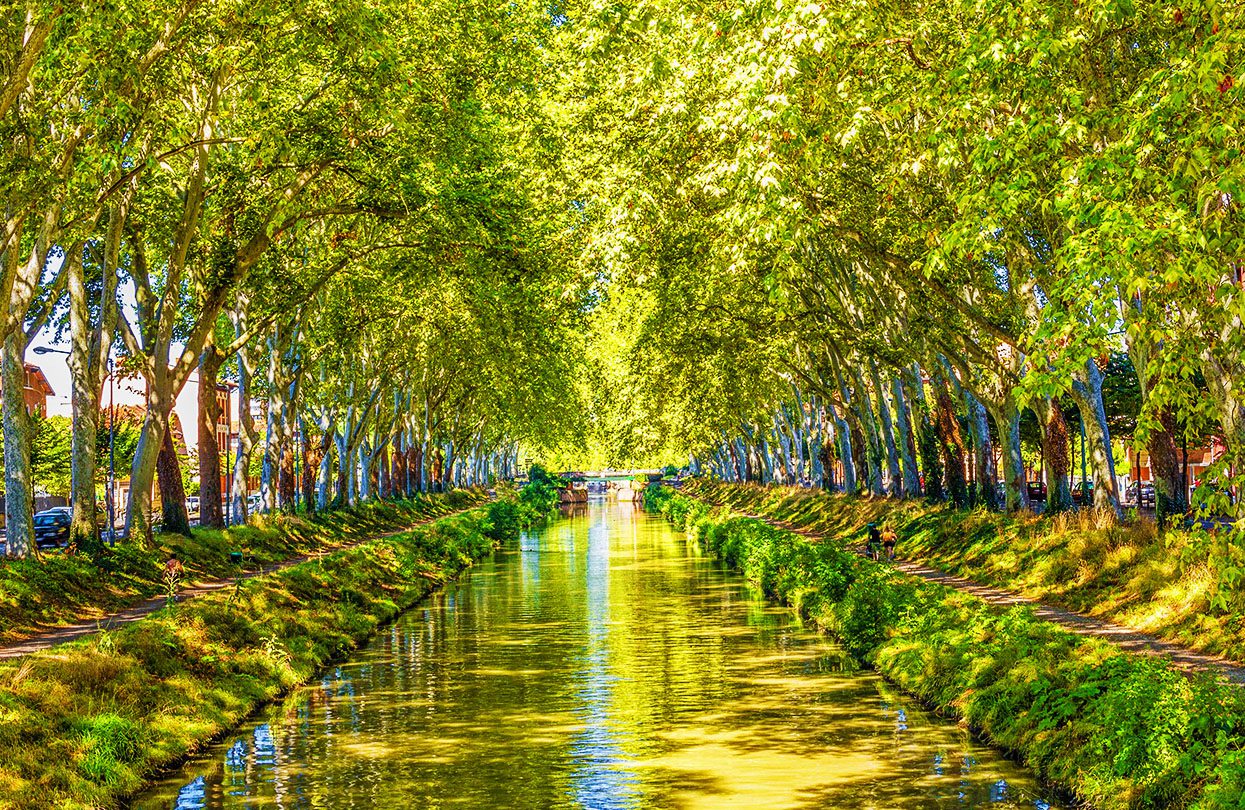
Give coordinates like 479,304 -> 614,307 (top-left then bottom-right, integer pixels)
27,255 -> 230,456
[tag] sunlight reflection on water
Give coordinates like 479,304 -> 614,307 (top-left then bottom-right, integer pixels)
139,500 -> 1062,810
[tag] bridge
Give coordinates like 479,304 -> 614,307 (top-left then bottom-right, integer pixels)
562,469 -> 663,480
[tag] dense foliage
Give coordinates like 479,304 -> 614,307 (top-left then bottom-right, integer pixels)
6,0 -> 1243,555
483,464 -> 566,541
558,0 -> 1245,527
2,0 -> 588,556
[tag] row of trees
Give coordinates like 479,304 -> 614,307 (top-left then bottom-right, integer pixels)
6,0 -> 1242,555
1,0 -> 585,557
559,0 -> 1244,524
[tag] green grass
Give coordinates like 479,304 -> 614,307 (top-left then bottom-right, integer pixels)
0,506 -> 503,809
0,490 -> 485,645
647,486 -> 1245,810
687,481 -> 1245,661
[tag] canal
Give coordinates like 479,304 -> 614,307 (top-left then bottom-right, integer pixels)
132,501 -> 1060,809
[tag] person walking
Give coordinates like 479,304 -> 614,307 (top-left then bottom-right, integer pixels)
866,523 -> 882,561
881,522 -> 897,561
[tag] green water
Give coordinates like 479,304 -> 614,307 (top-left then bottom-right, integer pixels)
131,501 -> 1061,809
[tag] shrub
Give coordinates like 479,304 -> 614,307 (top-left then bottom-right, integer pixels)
78,713 -> 145,786
483,499 -> 523,542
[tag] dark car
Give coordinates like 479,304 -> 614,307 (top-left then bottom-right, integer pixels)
1026,480 -> 1047,502
33,510 -> 71,549
1125,482 -> 1156,509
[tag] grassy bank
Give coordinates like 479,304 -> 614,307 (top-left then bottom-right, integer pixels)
646,486 -> 1245,810
0,504 -> 507,809
687,480 -> 1245,660
0,490 -> 485,645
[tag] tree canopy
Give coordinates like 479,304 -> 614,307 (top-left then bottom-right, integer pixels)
1,0 -> 1242,554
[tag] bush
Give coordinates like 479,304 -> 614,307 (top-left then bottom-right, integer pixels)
78,714 -> 145,786
483,499 -> 523,542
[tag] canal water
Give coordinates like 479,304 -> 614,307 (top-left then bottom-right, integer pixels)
132,500 -> 1060,809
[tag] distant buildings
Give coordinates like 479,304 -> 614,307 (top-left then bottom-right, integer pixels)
0,364 -> 56,416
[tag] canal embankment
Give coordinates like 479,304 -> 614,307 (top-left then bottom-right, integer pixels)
645,486 -> 1245,810
0,491 -> 486,650
0,503 -> 508,810
689,481 -> 1245,660
131,500 -> 1061,809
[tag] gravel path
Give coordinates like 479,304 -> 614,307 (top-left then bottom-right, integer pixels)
0,507 -> 475,661
731,509 -> 1245,684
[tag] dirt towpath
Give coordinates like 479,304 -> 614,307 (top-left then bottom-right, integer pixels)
731,509 -> 1245,684
0,506 -> 477,661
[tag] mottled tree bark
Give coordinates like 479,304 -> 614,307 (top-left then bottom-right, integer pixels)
1034,398 -> 1073,513
933,386 -> 968,507
1069,358 -> 1121,513
197,346 -> 225,529
157,415 -> 191,535
2,332 -> 35,557
1150,409 -> 1185,526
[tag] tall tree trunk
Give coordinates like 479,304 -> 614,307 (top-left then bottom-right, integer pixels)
299,418 -> 314,513
230,333 -> 258,525
415,442 -> 425,495
157,414 -> 191,535
260,406 -> 276,513
317,431 -> 334,511
379,444 -> 391,498
985,400 -> 1029,511
1034,398 -> 1074,513
831,404 -> 855,493
334,429 -> 349,506
849,369 -> 885,496
2,332 -> 35,558
393,431 -> 406,498
67,374 -> 101,552
197,346 -> 225,529
869,362 -> 903,496
916,400 -> 945,502
932,379 -> 968,507
891,377 -> 921,497
66,234 -> 116,553
966,394 -> 997,509
1150,409 -> 1186,526
1069,358 -> 1122,514
126,389 -> 172,546
279,440 -> 296,511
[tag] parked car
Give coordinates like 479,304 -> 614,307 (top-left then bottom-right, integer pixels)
1026,480 -> 1047,502
1071,481 -> 1094,505
186,496 -> 200,515
99,527 -> 125,544
32,510 -> 71,549
1125,482 -> 1156,509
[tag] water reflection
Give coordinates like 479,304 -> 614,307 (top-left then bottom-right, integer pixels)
134,501 -> 1062,810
